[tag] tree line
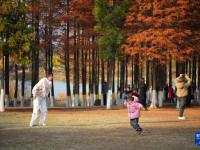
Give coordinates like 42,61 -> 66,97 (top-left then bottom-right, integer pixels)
0,0 -> 199,108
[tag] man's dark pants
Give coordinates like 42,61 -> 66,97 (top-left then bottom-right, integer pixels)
178,96 -> 186,117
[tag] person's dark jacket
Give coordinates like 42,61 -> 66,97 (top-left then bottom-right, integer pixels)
139,81 -> 147,106
103,83 -> 107,94
164,85 -> 168,92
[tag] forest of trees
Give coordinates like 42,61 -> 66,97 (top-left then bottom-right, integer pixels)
0,0 -> 200,109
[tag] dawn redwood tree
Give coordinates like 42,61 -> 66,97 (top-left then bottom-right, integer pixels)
124,0 -> 196,108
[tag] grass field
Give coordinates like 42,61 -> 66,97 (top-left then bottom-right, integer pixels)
0,104 -> 200,150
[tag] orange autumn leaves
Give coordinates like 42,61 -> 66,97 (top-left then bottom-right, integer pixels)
123,0 -> 198,65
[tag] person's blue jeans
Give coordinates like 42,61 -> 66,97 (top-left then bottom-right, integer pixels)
130,118 -> 140,129
178,96 -> 186,117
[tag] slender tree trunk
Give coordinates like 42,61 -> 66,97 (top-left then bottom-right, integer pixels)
150,59 -> 157,108
112,58 -> 115,105
116,58 -> 120,104
158,63 -> 163,107
95,51 -> 99,103
82,48 -> 86,106
134,55 -> 139,93
34,11 -> 39,85
73,23 -> 76,107
192,56 -> 196,85
66,1 -> 71,107
131,57 -> 134,91
120,58 -> 125,95
189,55 -> 191,78
30,0 -> 35,107
84,47 -> 87,105
74,24 -> 80,107
101,59 -> 104,105
185,60 -> 188,74
146,60 -> 149,103
125,57 -> 128,89
81,26 -> 86,107
14,64 -> 18,107
21,65 -> 25,107
90,35 -> 95,106
5,53 -> 9,107
176,61 -> 179,77
169,58 -> 172,86
192,56 -> 197,101
0,53 -> 5,111
107,60 -> 114,109
198,56 -> 200,104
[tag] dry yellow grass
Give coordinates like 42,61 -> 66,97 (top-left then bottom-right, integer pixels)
0,104 -> 200,150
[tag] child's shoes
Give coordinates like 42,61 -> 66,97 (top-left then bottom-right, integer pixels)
136,128 -> 143,135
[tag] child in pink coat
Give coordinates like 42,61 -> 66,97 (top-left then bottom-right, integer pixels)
124,95 -> 143,134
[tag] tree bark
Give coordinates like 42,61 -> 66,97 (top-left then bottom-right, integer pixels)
150,59 -> 157,108
21,65 -> 25,107
5,53 -> 9,107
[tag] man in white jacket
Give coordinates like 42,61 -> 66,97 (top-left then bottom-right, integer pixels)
29,72 -> 53,127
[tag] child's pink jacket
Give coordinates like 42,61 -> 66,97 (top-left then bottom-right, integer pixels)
124,96 -> 143,119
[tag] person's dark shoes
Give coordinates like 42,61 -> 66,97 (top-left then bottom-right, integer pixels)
136,128 -> 143,135
145,108 -> 148,110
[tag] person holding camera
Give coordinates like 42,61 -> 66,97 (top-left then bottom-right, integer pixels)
174,74 -> 191,119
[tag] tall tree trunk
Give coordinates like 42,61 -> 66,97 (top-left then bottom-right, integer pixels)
90,35 -> 95,106
192,56 -> 196,85
189,55 -> 191,78
192,56 -> 196,101
101,59 -> 104,105
44,25 -> 50,106
82,48 -> 86,106
116,58 -> 120,104
120,58 -> 125,96
198,56 -> 200,104
0,53 -> 5,111
30,0 -> 34,107
107,60 -> 114,109
146,60 -> 149,103
14,64 -> 18,107
34,10 -> 39,85
74,24 -> 80,107
89,48 -> 91,106
125,57 -> 128,90
5,53 -> 9,107
185,60 -> 188,74
112,58 -> 115,105
66,0 -> 71,107
95,51 -> 99,103
131,57 -> 134,91
169,58 -> 172,86
176,61 -> 179,77
134,54 -> 139,93
81,26 -> 86,107
21,65 -> 25,107
73,23 -> 76,107
150,59 -> 157,108
158,63 -> 163,107
84,47 -> 87,105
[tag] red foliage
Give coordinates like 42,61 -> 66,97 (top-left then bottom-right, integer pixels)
124,0 -> 199,65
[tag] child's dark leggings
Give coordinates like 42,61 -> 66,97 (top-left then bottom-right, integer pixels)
130,118 -> 140,129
